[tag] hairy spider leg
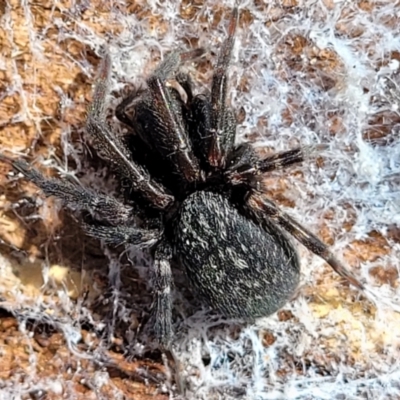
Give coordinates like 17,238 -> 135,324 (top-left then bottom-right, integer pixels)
115,87 -> 165,178
116,51 -> 201,119
208,7 -> 239,169
82,223 -> 160,247
186,93 -> 212,168
227,144 -> 328,186
247,192 -> 365,290
1,155 -> 161,246
172,72 -> 212,167
86,54 -> 174,210
2,156 -> 130,222
151,241 -> 173,347
144,49 -> 205,183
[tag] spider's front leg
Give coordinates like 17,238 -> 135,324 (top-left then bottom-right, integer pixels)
185,8 -> 239,171
145,49 -> 205,184
151,241 -> 173,347
207,7 -> 239,169
116,49 -> 205,185
87,54 -> 174,210
246,191 -> 365,291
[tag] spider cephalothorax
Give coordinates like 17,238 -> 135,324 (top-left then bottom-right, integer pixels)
2,8 -> 364,347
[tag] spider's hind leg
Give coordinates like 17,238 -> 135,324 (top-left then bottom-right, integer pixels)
150,241 -> 173,347
246,191 -> 365,291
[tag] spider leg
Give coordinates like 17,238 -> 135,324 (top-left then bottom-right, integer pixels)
185,94 -> 212,167
151,241 -> 173,347
227,144 -> 328,186
1,155 -> 132,224
208,7 -> 239,169
145,49 -> 205,183
173,71 -> 217,169
174,72 -> 214,167
86,54 -> 174,210
246,191 -> 365,290
1,155 -> 162,245
82,222 -> 160,247
256,144 -> 328,172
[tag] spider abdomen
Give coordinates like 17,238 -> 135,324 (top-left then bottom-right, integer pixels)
175,191 -> 300,319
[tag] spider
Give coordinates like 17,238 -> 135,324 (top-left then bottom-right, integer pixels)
2,8 -> 364,347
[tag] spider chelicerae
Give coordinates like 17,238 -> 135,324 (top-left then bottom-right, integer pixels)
2,8 -> 364,346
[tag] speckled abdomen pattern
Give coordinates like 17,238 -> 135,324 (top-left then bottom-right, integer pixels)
175,191 -> 300,319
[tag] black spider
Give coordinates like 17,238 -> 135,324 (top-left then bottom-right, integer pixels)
2,8 -> 364,347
